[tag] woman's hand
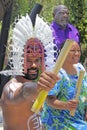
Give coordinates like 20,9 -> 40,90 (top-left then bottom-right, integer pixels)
66,99 -> 79,111
46,96 -> 79,111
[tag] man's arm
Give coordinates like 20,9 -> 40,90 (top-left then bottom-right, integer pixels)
2,71 -> 59,104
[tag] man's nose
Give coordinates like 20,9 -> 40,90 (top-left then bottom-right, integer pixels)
63,12 -> 69,17
32,62 -> 37,68
64,13 -> 68,17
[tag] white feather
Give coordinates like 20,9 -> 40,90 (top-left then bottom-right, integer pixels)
0,14 -> 58,76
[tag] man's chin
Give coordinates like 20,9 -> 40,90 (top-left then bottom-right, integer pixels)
29,76 -> 38,80
24,74 -> 38,80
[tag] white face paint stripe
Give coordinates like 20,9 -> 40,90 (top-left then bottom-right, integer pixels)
27,112 -> 43,130
6,82 -> 21,99
9,82 -> 20,92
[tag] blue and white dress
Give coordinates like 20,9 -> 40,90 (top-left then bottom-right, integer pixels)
41,63 -> 87,130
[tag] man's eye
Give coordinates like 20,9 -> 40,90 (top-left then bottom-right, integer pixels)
59,12 -> 69,15
36,59 -> 40,62
27,60 -> 32,63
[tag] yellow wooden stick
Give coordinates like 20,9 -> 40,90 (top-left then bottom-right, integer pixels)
70,70 -> 85,116
31,39 -> 74,113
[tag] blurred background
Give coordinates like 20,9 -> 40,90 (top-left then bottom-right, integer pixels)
0,0 -> 87,70
0,0 -> 87,129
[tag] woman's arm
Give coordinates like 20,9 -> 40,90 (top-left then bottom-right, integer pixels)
46,95 -> 79,111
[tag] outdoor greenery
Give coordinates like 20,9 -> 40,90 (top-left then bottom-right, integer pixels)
0,0 -> 87,65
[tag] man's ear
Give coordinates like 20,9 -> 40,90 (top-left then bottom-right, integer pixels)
52,13 -> 55,18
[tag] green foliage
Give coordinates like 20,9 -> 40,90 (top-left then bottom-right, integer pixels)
11,0 -> 65,23
65,0 -> 87,45
80,43 -> 87,65
64,0 -> 87,65
17,0 -> 29,14
0,21 -> 2,30
9,0 -> 87,64
39,0 -> 65,23
11,0 -> 30,22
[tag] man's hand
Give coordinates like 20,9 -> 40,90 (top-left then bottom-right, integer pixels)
37,71 -> 60,92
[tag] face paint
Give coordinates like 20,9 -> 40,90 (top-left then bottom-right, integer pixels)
24,38 -> 45,81
0,15 -> 58,77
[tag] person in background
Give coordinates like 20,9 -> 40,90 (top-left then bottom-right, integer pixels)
0,14 -> 59,130
41,41 -> 87,130
51,5 -> 80,54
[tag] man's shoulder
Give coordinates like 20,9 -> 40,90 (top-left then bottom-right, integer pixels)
4,78 -> 18,87
3,78 -> 22,93
68,23 -> 78,32
50,21 -> 60,28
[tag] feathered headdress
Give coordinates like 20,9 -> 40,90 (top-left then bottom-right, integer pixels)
0,14 -> 58,76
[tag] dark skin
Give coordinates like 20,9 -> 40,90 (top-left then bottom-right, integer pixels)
46,96 -> 78,111
0,56 -> 59,130
53,5 -> 69,29
46,42 -> 82,113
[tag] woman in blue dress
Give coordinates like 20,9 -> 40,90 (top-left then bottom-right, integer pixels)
41,41 -> 87,130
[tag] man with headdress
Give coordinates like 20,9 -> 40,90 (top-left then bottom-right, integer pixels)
0,14 -> 59,130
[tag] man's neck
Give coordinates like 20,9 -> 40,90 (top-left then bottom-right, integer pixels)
54,21 -> 67,30
16,76 -> 31,83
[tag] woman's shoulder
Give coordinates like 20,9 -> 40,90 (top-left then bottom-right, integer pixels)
74,63 -> 86,76
59,68 -> 68,79
74,63 -> 85,71
59,63 -> 86,78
